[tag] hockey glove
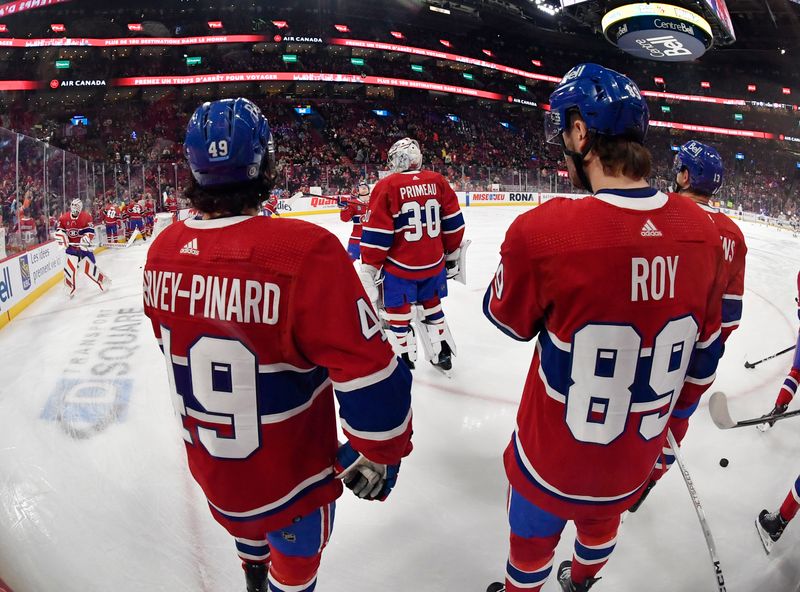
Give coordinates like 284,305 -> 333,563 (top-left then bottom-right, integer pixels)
357,264 -> 381,307
54,229 -> 69,249
445,251 -> 459,279
334,442 -> 400,501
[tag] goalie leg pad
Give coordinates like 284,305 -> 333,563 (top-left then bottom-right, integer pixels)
64,254 -> 79,296
384,303 -> 416,361
82,257 -> 109,291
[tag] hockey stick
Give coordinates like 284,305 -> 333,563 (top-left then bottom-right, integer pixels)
667,430 -> 727,592
744,345 -> 795,369
708,391 -> 800,429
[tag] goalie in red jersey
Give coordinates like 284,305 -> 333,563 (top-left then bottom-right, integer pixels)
483,64 -> 726,592
360,138 -> 466,373
143,98 -> 413,592
55,199 -> 110,297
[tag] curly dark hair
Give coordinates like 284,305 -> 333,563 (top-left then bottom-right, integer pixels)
185,174 -> 275,216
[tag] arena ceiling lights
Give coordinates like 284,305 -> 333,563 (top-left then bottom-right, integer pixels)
601,3 -> 713,61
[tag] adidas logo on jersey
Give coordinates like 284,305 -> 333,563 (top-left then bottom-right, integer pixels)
180,238 -> 199,255
641,220 -> 662,237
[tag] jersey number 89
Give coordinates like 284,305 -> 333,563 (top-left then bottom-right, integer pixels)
566,316 -> 698,445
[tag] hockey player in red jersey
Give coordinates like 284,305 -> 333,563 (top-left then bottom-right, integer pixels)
55,199 -> 110,297
338,181 -> 369,261
143,194 -> 156,236
757,474 -> 800,552
259,193 -> 281,217
483,64 -> 725,592
630,140 -> 748,509
758,271 -> 800,428
103,202 -> 122,243
127,198 -> 147,241
360,138 -> 466,372
143,98 -> 413,592
165,191 -> 178,218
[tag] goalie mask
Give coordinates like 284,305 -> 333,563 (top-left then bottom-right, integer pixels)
70,199 -> 83,216
388,138 -> 422,173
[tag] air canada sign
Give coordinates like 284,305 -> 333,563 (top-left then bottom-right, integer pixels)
601,3 -> 714,62
50,79 -> 107,88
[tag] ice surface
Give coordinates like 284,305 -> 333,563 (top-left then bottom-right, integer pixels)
0,208 -> 798,592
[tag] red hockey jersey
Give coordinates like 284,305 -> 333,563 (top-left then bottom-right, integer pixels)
127,202 -> 144,221
361,170 -> 465,280
143,215 -> 413,538
104,204 -> 121,225
143,199 -> 156,218
165,196 -> 178,214
695,201 -> 747,343
340,199 -> 367,246
57,211 -> 94,245
484,188 -> 725,519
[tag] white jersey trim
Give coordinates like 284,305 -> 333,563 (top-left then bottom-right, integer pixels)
696,328 -> 721,348
513,430 -> 648,503
341,408 -> 412,442
386,254 -> 444,270
486,298 -> 528,341
208,468 -> 333,518
593,191 -> 668,211
184,215 -> 252,229
333,357 -> 398,392
722,294 -> 743,301
260,379 -> 330,425
258,362 -> 317,373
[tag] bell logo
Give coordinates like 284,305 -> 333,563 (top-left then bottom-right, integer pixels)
641,35 -> 691,57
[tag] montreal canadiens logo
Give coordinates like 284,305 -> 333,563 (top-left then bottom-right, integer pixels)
50,79 -> 60,89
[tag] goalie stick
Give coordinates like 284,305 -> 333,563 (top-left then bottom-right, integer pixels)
744,345 -> 796,369
708,391 -> 800,429
667,430 -> 727,592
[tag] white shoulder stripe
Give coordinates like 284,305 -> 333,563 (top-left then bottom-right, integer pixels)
333,357 -> 398,392
363,226 -> 394,234
341,408 -> 412,442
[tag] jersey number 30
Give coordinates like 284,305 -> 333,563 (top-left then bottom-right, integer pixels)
401,199 -> 441,242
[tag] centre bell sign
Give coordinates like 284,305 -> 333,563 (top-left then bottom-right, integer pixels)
602,3 -> 714,62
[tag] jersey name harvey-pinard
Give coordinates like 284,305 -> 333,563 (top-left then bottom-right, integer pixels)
143,270 -> 280,324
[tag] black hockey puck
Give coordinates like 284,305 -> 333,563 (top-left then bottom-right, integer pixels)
719,458 -> 729,467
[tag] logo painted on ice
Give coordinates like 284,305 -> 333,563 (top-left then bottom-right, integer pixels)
19,254 -> 31,291
41,378 -> 132,439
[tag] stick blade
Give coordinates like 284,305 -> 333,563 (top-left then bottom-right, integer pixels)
709,391 -> 737,429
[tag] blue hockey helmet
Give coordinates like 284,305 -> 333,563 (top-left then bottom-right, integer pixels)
672,140 -> 724,196
184,98 -> 276,189
545,63 -> 649,145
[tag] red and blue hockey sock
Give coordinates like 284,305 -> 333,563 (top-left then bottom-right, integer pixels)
505,487 -> 566,591
236,502 -> 334,592
570,515 -> 620,584
776,368 -> 800,408
780,475 -> 800,522
384,302 -> 413,351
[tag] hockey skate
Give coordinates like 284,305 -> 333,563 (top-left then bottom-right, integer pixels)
485,583 -> 505,592
243,561 -> 268,592
756,404 -> 788,432
756,509 -> 788,554
557,561 -> 600,592
430,341 -> 453,374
